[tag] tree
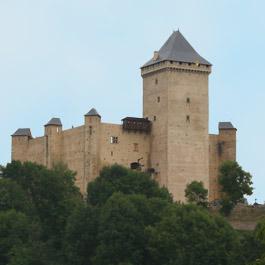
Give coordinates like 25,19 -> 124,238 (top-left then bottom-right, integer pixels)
0,178 -> 32,214
0,210 -> 30,265
87,164 -> 172,206
2,161 -> 82,238
185,181 -> 208,207
218,161 -> 253,215
92,193 -> 145,265
0,161 -> 258,265
250,257 -> 265,265
92,192 -> 173,265
246,220 -> 265,265
234,231 -> 264,265
255,218 -> 265,246
63,205 -> 98,265
1,161 -> 83,264
146,204 -> 240,265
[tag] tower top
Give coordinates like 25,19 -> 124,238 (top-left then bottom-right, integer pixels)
45,118 -> 62,127
142,30 -> 211,67
12,128 -> 32,138
85,108 -> 101,118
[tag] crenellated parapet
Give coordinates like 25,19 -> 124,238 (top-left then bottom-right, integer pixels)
141,60 -> 211,77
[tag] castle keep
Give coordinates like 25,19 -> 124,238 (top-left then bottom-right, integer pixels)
11,31 -> 236,201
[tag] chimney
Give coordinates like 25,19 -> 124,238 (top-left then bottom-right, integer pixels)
153,51 -> 159,61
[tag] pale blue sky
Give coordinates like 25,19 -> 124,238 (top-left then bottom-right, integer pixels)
1,0 -> 264,202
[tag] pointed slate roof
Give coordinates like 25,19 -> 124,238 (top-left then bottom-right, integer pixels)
143,30 -> 211,67
219,122 -> 236,130
45,118 -> 62,127
85,108 -> 101,118
12,128 -> 32,138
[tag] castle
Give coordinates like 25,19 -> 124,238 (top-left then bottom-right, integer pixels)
11,31 -> 236,202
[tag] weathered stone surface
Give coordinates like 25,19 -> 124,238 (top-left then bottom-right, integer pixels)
11,32 -> 236,201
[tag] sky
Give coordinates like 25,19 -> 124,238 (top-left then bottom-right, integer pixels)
0,0 -> 264,203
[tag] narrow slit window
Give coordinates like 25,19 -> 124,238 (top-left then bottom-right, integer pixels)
89,126 -> 92,135
157,96 -> 160,103
186,97 -> 190,104
133,143 -> 139,152
155,78 -> 158,85
154,116 -> 156,121
186,115 -> 190,123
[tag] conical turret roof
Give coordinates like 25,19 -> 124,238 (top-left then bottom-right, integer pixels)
85,108 -> 101,118
142,30 -> 211,67
12,128 -> 32,138
45,118 -> 62,126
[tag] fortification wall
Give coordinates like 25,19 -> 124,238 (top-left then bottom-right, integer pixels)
61,126 -> 85,188
209,134 -> 220,201
12,136 -> 30,162
100,123 -> 150,170
209,128 -> 236,201
228,204 -> 265,231
27,136 -> 45,164
12,136 -> 45,164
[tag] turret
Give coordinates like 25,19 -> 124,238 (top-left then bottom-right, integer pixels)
44,117 -> 62,168
44,117 -> 62,135
83,108 -> 101,193
218,122 -> 237,160
11,128 -> 32,161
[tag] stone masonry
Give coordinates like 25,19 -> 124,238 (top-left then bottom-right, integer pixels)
11,31 -> 236,201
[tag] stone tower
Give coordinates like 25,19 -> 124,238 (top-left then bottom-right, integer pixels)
44,118 -> 62,168
141,31 -> 212,201
84,108 -> 101,194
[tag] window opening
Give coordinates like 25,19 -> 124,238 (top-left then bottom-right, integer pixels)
110,136 -> 118,144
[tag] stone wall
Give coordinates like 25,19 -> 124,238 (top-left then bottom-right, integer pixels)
227,204 -> 265,230
142,61 -> 211,202
209,127 -> 236,201
12,120 -> 151,194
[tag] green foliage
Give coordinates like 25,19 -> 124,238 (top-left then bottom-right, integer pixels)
219,198 -> 235,216
146,204 -> 239,265
0,210 -> 30,265
87,164 -> 172,206
0,161 -> 83,265
255,218 -> 265,246
93,193 -> 147,265
0,179 -> 32,214
249,256 -> 265,265
0,162 -> 262,265
219,161 -> 253,215
63,204 -> 98,265
185,180 -> 208,207
234,231 -> 264,265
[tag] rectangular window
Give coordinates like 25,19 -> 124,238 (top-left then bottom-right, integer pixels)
186,115 -> 190,123
157,96 -> 160,103
110,136 -> 118,144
